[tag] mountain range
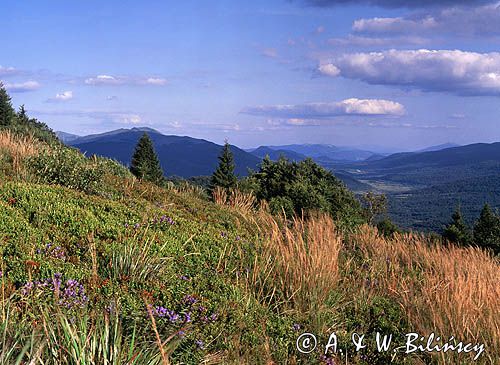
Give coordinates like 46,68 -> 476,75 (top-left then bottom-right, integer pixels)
62,127 -> 499,232
66,128 -> 260,177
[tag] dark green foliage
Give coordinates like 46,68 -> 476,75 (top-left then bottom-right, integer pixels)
94,156 -> 133,179
442,206 -> 472,246
338,296 -> 413,365
361,191 -> 387,224
0,83 -> 15,126
269,196 -> 295,217
0,85 -> 58,144
376,218 -> 400,237
27,146 -> 106,194
473,204 -> 500,255
209,141 -> 237,193
252,156 -> 363,224
130,133 -> 165,185
14,105 -> 59,144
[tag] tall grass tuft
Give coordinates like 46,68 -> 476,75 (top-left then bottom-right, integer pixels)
348,226 -> 500,364
212,186 -> 227,206
228,190 -> 256,213
0,130 -> 40,178
252,212 -> 342,314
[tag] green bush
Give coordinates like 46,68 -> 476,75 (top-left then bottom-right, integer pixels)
27,146 -> 105,194
95,156 -> 134,178
251,157 -> 364,225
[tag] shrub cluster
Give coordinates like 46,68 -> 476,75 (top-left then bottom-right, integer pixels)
27,146 -> 106,194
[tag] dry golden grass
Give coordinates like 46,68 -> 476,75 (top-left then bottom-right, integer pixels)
244,212 -> 499,363
213,187 -> 256,215
252,212 -> 342,314
0,130 -> 40,177
212,186 -> 228,206
228,189 -> 256,213
347,225 -> 500,363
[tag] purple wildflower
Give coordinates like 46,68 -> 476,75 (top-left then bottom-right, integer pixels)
183,294 -> 197,306
195,339 -> 205,349
292,323 -> 301,331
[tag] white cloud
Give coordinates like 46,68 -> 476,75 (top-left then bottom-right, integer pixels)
317,49 -> 500,95
353,4 -> 500,37
54,91 -> 73,101
302,0 -> 491,9
85,75 -> 168,86
4,81 -> 40,93
0,66 -> 18,77
327,34 -> 427,47
353,16 -> 437,34
117,114 -> 142,124
242,98 -> 405,119
85,75 -> 122,85
317,63 -> 340,77
145,77 -> 168,85
46,91 -> 73,103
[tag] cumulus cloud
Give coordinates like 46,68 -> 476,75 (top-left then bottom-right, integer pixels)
317,63 -> 340,76
242,98 -> 405,119
353,3 -> 500,37
85,75 -> 122,85
47,91 -> 73,102
317,49 -> 500,95
301,0 -> 492,9
84,74 -> 168,86
4,81 -> 40,93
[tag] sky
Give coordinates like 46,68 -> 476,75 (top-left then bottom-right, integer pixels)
2,0 -> 500,151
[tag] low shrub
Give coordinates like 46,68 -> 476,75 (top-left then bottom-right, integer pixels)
27,146 -> 105,194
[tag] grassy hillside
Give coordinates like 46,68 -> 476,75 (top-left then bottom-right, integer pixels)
0,130 -> 499,364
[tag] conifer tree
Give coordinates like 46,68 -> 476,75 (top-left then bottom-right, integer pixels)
0,83 -> 15,126
130,133 -> 164,185
443,205 -> 472,246
473,204 -> 500,255
209,140 -> 237,193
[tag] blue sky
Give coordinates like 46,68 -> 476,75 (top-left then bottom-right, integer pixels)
2,0 -> 500,150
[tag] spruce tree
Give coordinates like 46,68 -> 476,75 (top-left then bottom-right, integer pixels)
443,205 -> 472,246
473,204 -> 500,255
0,83 -> 15,127
209,140 -> 237,193
130,133 -> 164,185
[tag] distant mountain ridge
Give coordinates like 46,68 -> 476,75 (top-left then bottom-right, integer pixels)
66,128 -> 260,178
56,131 -> 80,143
249,146 -> 307,161
416,143 -> 461,153
254,143 -> 377,162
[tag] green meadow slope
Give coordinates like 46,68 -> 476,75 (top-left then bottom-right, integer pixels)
0,129 -> 498,364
